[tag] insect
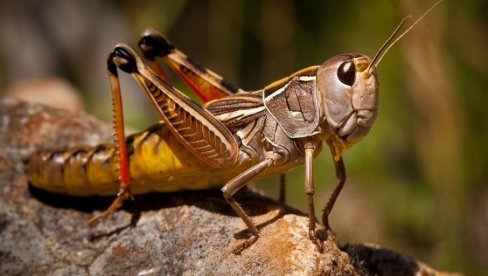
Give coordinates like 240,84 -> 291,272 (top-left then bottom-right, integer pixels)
28,1 -> 442,253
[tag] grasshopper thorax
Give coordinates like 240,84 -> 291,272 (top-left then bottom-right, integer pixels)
317,54 -> 378,147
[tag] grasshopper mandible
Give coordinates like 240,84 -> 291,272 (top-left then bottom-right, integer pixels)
28,1 -> 442,253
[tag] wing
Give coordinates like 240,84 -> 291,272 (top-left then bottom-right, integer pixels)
116,45 -> 240,168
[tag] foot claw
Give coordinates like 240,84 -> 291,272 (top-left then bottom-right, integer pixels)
233,235 -> 258,255
86,190 -> 129,228
326,228 -> 337,241
309,229 -> 324,252
323,217 -> 337,241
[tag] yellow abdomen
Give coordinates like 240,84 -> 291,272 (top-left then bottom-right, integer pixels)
28,123 -> 235,196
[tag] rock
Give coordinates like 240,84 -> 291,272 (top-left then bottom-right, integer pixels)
4,77 -> 84,113
0,98 -> 457,275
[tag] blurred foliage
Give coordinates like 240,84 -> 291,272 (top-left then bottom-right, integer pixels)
0,0 -> 487,274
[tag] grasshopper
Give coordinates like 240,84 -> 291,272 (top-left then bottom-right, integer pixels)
28,1 -> 443,253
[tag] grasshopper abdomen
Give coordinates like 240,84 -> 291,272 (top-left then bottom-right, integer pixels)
28,123 -> 230,196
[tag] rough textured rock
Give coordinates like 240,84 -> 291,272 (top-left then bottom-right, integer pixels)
0,98 -> 458,275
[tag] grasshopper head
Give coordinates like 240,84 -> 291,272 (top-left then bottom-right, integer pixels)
315,1 -> 443,155
316,54 -> 379,148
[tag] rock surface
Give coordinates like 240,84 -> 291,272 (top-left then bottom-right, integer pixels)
0,99 -> 457,275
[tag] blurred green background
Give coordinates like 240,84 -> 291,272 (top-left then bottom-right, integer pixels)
0,0 -> 487,274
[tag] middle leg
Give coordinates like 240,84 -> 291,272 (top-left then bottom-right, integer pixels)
221,154 -> 281,254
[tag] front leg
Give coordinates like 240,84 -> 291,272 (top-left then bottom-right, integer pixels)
303,141 -> 324,252
322,155 -> 346,239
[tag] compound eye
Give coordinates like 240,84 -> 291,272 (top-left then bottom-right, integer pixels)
337,61 -> 356,86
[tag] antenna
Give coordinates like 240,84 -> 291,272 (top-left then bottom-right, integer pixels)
367,0 -> 444,72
